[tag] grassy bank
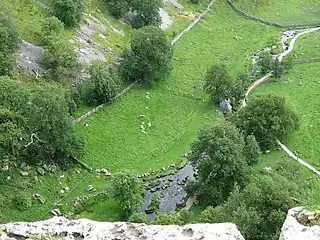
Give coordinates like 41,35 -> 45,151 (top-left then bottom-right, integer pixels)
292,31 -> 320,59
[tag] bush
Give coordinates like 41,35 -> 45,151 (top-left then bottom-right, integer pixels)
120,26 -> 173,85
54,0 -> 84,28
191,0 -> 201,3
41,16 -> 65,45
155,213 -> 184,225
128,212 -> 150,224
131,0 -> 162,29
90,62 -> 122,104
13,193 -> 32,211
0,3 -> 20,75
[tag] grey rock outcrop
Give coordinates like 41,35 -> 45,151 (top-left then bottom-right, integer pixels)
0,217 -> 245,240
279,207 -> 320,240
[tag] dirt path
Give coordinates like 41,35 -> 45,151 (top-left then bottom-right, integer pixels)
244,27 -> 320,176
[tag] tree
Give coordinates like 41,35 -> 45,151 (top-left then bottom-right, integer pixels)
106,0 -> 130,18
257,52 -> 273,75
0,76 -> 83,165
90,61 -> 121,104
0,4 -> 20,75
41,17 -> 80,83
109,171 -> 143,220
186,122 -> 249,205
54,0 -> 84,28
120,26 -> 173,84
131,0 -> 162,29
243,135 -> 260,166
197,173 -> 301,240
203,64 -> 233,103
272,57 -> 284,79
231,94 -> 299,150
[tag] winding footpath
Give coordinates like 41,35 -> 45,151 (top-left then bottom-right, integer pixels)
244,27 -> 320,176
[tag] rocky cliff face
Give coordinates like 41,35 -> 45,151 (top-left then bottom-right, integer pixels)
1,208 -> 320,240
0,217 -> 244,240
279,207 -> 320,240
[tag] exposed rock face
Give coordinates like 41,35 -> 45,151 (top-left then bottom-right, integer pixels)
16,41 -> 45,77
279,207 -> 320,240
0,217 -> 245,240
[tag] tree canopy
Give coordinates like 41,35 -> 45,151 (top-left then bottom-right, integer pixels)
231,94 -> 299,149
90,61 -> 122,104
186,122 -> 249,205
120,26 -> 173,84
109,171 -> 143,220
198,172 -> 301,240
0,76 -> 83,165
54,0 -> 84,28
131,0 -> 162,29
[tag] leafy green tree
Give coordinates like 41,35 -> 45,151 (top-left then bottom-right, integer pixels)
243,135 -> 260,166
0,4 -> 20,75
187,122 -> 249,205
283,55 -> 294,72
198,173 -> 301,240
106,0 -> 130,18
131,0 -> 162,29
231,94 -> 299,150
120,26 -> 173,84
109,171 -> 143,220
272,57 -> 284,79
54,0 -> 84,28
257,52 -> 273,75
203,64 -> 233,103
90,61 -> 122,103
41,17 -> 80,83
0,76 -> 83,165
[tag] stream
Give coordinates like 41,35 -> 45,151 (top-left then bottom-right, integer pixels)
140,163 -> 195,221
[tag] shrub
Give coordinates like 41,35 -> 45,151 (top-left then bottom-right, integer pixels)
13,193 -> 32,211
90,62 -> 122,103
128,212 -> 150,224
54,0 -> 84,28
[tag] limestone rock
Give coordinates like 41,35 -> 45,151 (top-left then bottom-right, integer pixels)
1,217 -> 245,240
37,167 -> 45,176
279,207 -> 320,240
